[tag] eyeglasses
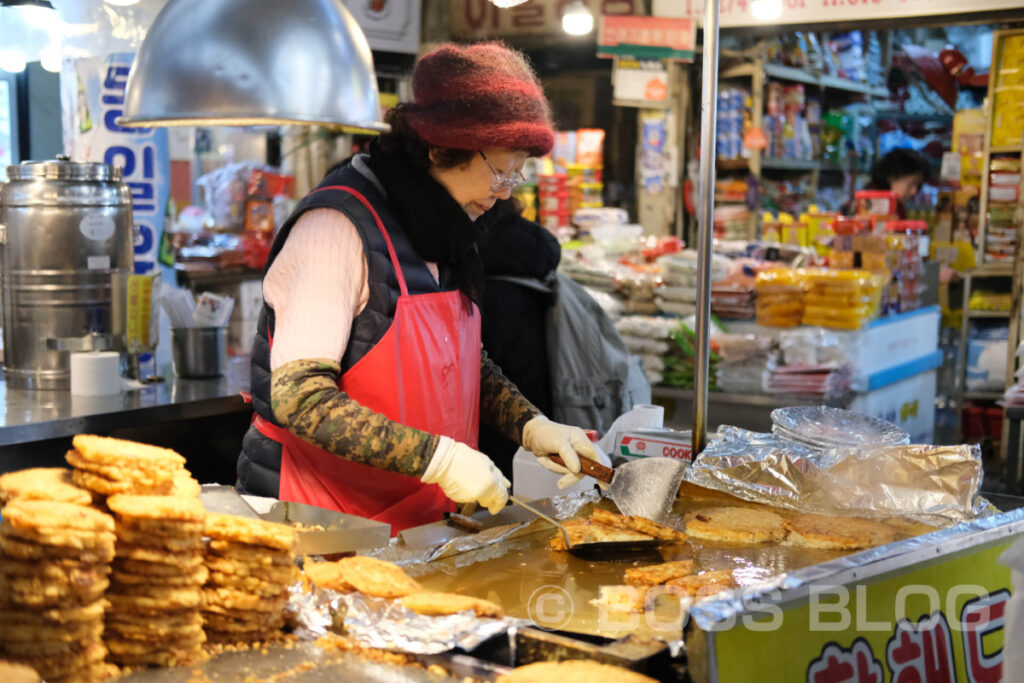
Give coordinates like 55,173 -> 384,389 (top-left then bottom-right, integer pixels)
480,151 -> 526,193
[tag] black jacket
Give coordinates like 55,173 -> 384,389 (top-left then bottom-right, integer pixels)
476,201 -> 561,478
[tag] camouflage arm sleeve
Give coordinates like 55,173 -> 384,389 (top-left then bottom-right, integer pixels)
479,349 -> 542,445
270,358 -> 438,477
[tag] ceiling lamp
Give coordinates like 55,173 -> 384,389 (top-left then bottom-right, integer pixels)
0,50 -> 27,73
562,0 -> 594,36
117,0 -> 388,131
0,0 -> 57,28
490,0 -> 529,6
750,0 -> 783,21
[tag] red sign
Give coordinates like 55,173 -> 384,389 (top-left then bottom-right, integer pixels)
598,15 -> 695,61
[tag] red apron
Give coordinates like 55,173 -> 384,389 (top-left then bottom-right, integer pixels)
253,185 -> 481,534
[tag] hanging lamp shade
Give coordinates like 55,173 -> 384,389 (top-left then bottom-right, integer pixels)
117,0 -> 388,131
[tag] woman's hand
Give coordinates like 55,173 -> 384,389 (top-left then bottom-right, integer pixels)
421,436 -> 510,514
522,416 -> 602,489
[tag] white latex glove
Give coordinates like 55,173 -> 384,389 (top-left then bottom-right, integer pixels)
420,436 -> 510,514
521,416 -> 601,489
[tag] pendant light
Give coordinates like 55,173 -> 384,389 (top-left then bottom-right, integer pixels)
562,0 -> 594,36
117,0 -> 387,131
0,0 -> 57,28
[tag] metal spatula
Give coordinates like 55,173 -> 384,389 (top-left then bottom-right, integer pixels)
508,495 -> 665,559
547,455 -> 687,523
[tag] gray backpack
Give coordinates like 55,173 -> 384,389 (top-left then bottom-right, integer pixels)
491,272 -> 651,434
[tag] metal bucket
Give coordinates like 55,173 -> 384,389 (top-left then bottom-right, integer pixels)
0,156 -> 133,389
171,327 -> 227,378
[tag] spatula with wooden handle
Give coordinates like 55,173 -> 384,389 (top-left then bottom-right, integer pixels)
546,454 -> 686,523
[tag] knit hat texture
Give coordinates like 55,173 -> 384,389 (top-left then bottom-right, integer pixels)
405,42 -> 555,157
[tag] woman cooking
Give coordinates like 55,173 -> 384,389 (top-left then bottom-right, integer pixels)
236,42 -> 600,533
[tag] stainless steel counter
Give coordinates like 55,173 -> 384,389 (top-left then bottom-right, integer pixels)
0,355 -> 250,447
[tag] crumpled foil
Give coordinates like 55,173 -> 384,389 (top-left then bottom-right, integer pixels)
283,581 -> 527,655
684,426 -> 990,526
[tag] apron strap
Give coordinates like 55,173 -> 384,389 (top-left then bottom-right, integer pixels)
310,184 -> 409,297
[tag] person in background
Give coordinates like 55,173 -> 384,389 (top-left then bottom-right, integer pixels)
236,42 -> 600,533
477,199 -> 561,481
843,148 -> 931,216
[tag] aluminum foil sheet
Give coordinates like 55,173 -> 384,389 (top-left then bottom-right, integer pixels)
684,426 -> 987,526
336,592 -> 527,655
284,580 -> 523,655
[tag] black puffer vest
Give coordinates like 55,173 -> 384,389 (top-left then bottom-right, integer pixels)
236,159 -> 458,497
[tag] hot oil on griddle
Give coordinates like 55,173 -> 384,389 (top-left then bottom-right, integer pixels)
408,495 -> 936,640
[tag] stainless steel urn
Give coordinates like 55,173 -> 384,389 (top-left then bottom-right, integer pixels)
0,156 -> 134,389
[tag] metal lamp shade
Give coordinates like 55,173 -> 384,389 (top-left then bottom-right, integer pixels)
117,0 -> 388,130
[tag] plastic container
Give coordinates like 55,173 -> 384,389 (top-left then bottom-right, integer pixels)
171,327 -> 227,378
855,190 -> 900,216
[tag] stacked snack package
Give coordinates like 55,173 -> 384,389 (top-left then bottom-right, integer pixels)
992,34 -> 1024,150
614,316 -> 678,385
537,173 -> 569,233
755,268 -> 805,327
763,83 -> 813,161
711,268 -> 756,320
717,87 -> 749,160
656,250 -> 732,316
715,334 -> 774,393
829,216 -> 873,269
802,268 -> 884,330
880,220 -> 926,313
986,156 -> 1022,263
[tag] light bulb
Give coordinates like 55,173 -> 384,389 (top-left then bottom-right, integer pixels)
18,4 -> 57,29
490,0 -> 528,6
0,50 -> 27,73
39,44 -> 62,73
562,0 -> 593,35
751,0 -> 783,21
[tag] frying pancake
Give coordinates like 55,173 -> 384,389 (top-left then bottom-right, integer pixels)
683,507 -> 787,544
497,660 -> 658,683
784,513 -> 896,550
549,520 -> 652,551
400,592 -> 503,618
624,559 -> 695,586
595,585 -> 649,613
591,509 -> 688,543
665,569 -> 736,598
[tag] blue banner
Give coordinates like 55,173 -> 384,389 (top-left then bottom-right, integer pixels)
64,53 -> 169,277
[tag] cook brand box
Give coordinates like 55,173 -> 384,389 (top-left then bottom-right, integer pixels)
616,428 -> 692,461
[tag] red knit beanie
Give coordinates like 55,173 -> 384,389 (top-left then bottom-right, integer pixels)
405,42 -> 555,157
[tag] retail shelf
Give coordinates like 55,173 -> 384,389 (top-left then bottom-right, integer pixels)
761,158 -> 818,171
720,63 -> 757,79
716,158 -> 750,171
966,310 -> 1011,318
972,263 -> 1015,277
763,63 -> 820,87
651,386 -> 808,408
875,112 -> 954,123
991,145 -> 1024,154
869,86 -> 892,98
963,391 -> 1005,401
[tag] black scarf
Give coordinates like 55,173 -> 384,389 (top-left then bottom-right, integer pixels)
366,140 -> 485,305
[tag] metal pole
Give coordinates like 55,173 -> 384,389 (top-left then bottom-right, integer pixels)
692,0 -> 720,455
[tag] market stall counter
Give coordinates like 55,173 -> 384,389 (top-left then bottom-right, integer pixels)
0,355 -> 250,481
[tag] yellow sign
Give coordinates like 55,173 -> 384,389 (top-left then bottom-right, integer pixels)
712,541 -> 1016,682
126,275 -> 154,353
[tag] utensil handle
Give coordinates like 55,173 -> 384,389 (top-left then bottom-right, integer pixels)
547,455 -> 615,483
509,495 -> 572,550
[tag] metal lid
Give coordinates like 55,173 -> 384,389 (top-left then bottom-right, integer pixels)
6,155 -> 123,182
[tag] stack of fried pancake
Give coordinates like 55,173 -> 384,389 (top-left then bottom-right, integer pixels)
202,513 -> 297,643
65,434 -> 187,498
0,499 -> 116,682
0,467 -> 94,507
104,493 -> 208,668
